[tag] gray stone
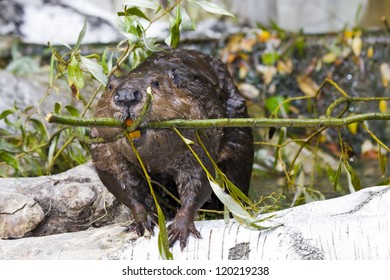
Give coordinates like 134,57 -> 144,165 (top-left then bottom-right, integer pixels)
0,189 -> 44,238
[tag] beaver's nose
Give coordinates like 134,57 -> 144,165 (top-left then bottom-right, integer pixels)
114,89 -> 141,105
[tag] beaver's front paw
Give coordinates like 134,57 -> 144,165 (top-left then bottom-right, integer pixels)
167,215 -> 202,250
125,203 -> 158,236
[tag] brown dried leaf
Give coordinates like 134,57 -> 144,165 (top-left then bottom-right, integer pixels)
380,63 -> 390,87
240,37 -> 257,52
296,75 -> 319,97
238,62 -> 250,79
256,65 -> 277,85
277,58 -> 293,74
238,83 -> 260,99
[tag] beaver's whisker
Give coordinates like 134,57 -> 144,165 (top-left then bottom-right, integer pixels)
152,105 -> 186,119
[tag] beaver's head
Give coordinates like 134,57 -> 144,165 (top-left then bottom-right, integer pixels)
93,50 -> 227,139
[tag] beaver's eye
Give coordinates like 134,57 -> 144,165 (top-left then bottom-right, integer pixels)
152,80 -> 160,89
108,84 -> 113,90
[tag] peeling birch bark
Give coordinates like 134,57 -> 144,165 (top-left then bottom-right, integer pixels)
0,174 -> 389,260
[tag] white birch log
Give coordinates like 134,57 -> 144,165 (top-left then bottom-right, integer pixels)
0,183 -> 389,260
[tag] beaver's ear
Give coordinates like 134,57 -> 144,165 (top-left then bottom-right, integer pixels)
168,68 -> 182,87
107,74 -> 120,90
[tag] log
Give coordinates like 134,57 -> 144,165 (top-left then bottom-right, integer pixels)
0,163 -> 132,239
0,164 -> 389,259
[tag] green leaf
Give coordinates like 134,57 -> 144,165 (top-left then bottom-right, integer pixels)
209,179 -> 253,220
6,57 -> 40,75
0,151 -> 20,171
223,173 -> 253,206
303,188 -> 316,203
65,105 -> 80,117
48,39 -> 72,51
49,44 -> 68,64
49,53 -> 55,87
344,161 -> 362,192
54,102 -> 62,114
262,51 -> 280,66
180,7 -> 196,31
0,109 -> 15,120
67,55 -> 84,97
30,118 -> 47,136
80,56 -> 108,86
269,18 -> 285,39
188,0 -> 234,17
294,36 -> 306,57
379,146 -> 387,177
118,17 -> 141,44
182,137 -> 194,145
272,127 -> 285,169
74,18 -> 87,51
101,49 -> 113,73
303,188 -> 325,203
48,134 -> 60,165
157,205 -> 173,260
265,96 -> 289,116
124,6 -> 150,21
332,158 -> 343,191
142,31 -> 162,52
290,184 -> 303,207
166,7 -> 182,48
122,0 -> 159,10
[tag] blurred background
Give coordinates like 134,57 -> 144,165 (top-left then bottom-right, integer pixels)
1,0 -> 389,44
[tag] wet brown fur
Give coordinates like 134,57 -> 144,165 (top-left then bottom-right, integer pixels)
90,49 -> 253,250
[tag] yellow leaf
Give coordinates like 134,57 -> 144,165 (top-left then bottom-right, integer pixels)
379,100 -> 387,113
380,63 -> 390,87
343,30 -> 354,39
296,75 -> 319,97
322,52 -> 337,64
257,30 -> 271,42
226,34 -> 243,53
347,121 -> 358,135
351,35 -> 362,57
367,46 -> 374,58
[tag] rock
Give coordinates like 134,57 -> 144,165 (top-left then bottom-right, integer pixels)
0,163 -> 132,237
0,189 -> 44,238
0,69 -> 71,132
0,0 -> 122,44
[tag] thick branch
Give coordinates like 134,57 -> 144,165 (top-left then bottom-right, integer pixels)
46,112 -> 390,129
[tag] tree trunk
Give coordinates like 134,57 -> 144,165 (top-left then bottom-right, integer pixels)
0,164 -> 389,259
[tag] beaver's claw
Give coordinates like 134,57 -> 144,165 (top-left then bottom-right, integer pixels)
126,212 -> 158,237
167,217 -> 202,250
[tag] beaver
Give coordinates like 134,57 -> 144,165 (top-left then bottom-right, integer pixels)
90,49 -> 253,250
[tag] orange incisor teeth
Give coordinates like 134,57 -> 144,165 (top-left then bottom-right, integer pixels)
125,119 -> 141,139
124,119 -> 134,126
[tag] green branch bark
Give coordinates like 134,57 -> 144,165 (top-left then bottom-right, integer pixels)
46,112 -> 390,130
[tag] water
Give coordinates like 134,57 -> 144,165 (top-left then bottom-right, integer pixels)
249,157 -> 388,207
